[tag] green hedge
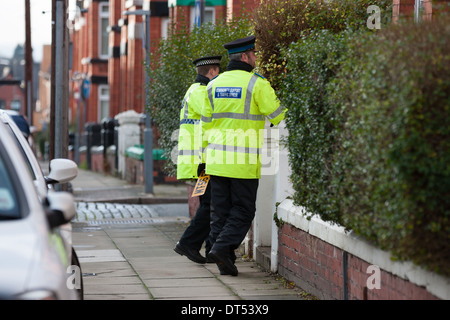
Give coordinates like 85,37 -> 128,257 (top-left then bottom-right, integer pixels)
254,0 -> 392,90
333,18 -> 450,275
281,17 -> 450,275
147,18 -> 253,176
281,30 -> 348,225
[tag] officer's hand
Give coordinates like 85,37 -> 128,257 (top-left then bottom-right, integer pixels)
197,163 -> 206,176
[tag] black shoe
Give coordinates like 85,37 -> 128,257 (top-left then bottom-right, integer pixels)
217,265 -> 236,276
205,252 -> 215,263
174,242 -> 207,264
208,250 -> 238,276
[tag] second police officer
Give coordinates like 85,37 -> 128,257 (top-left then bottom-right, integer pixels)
174,56 -> 222,264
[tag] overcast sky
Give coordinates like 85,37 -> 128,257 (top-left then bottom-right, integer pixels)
0,1 -> 53,62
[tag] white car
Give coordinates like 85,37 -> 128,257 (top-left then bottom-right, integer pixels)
0,110 -> 78,199
0,110 -> 80,276
0,120 -> 79,299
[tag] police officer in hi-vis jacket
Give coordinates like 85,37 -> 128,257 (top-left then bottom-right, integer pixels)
200,36 -> 286,276
174,55 -> 222,264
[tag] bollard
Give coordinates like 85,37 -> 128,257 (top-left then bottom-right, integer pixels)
85,123 -> 93,170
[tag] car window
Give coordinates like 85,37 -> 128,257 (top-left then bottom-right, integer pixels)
4,123 -> 36,181
0,156 -> 20,220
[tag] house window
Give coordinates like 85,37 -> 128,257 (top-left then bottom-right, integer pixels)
99,2 -> 109,59
98,85 -> 109,121
161,17 -> 170,40
190,6 -> 215,29
10,100 -> 21,112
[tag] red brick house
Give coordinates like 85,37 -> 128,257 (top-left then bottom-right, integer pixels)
0,72 -> 25,114
34,45 -> 52,132
70,0 -> 115,125
394,0 -> 450,22
69,0 -> 259,125
169,0 -> 227,30
0,46 -> 26,115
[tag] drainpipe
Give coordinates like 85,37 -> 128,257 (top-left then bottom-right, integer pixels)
343,251 -> 349,300
414,0 -> 423,23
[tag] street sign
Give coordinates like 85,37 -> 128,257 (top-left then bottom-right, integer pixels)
81,79 -> 91,100
195,0 -> 201,27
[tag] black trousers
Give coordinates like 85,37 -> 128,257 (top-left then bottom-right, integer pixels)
209,175 -> 259,258
178,183 -> 212,254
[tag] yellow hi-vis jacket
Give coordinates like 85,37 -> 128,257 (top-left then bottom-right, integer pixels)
176,82 -> 205,180
200,70 -> 286,179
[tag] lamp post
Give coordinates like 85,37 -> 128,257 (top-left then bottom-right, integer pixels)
123,7 -> 153,194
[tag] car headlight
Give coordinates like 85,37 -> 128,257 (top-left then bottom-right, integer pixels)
16,290 -> 57,300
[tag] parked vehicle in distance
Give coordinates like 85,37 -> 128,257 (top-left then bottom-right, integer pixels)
0,121 -> 79,299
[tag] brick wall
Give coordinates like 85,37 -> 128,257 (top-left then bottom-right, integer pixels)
90,148 -> 105,173
125,156 -> 179,185
393,0 -> 450,22
276,200 -> 448,300
393,0 -> 415,22
278,223 -> 345,300
126,156 -> 145,184
227,0 -> 259,19
278,223 -> 441,300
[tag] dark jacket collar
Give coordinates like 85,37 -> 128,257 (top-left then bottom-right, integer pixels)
226,60 -> 254,73
195,74 -> 210,85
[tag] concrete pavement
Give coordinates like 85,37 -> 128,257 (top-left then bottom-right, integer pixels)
70,167 -> 307,301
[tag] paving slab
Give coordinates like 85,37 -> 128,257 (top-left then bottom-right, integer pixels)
73,212 -> 305,301
84,294 -> 151,300
77,249 -> 126,263
150,285 -> 237,300
61,164 -> 309,304
80,261 -> 136,277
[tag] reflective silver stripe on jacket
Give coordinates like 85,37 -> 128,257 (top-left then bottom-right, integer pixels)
267,104 -> 285,120
207,143 -> 261,155
178,150 -> 199,156
201,115 -> 212,123
206,74 -> 263,121
244,75 -> 258,115
213,112 -> 264,121
207,83 -> 215,112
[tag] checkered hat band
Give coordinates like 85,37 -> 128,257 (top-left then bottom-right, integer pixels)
196,59 -> 221,66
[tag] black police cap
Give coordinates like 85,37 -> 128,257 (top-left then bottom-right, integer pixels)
192,56 -> 222,67
223,35 -> 256,54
